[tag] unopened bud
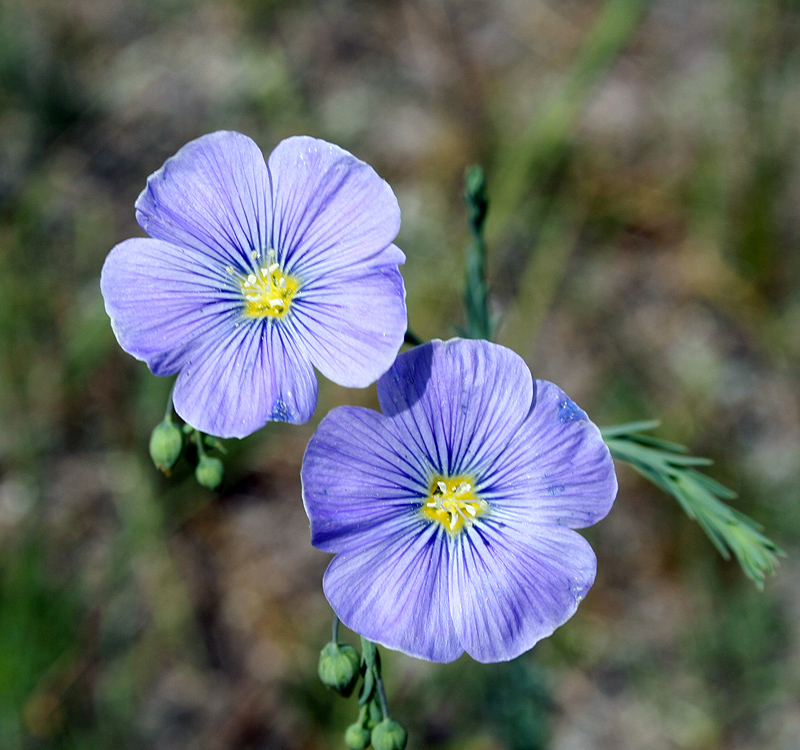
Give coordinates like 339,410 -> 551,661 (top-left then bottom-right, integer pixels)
195,455 -> 224,490
318,642 -> 360,697
149,416 -> 183,473
344,722 -> 371,750
371,719 -> 407,750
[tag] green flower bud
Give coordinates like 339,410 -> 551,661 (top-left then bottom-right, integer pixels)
149,416 -> 183,473
195,455 -> 224,490
344,722 -> 371,750
317,642 -> 360,697
371,719 -> 407,750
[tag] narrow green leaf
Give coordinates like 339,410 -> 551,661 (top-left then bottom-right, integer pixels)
603,421 -> 783,588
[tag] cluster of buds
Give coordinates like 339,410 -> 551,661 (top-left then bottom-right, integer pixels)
148,412 -> 225,490
318,637 -> 407,750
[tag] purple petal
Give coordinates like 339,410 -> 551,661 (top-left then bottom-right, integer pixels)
376,339 -> 534,477
479,381 -> 617,529
290,264 -> 406,388
323,522 -> 463,662
449,522 -> 597,662
302,406 -> 430,554
135,131 -> 271,270
267,136 -> 401,277
172,320 -> 317,437
100,237 -> 240,376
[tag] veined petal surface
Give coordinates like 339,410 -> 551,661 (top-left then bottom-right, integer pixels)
302,406 -> 429,554
100,237 -> 240,376
135,131 -> 271,270
377,340 -> 533,476
267,136 -> 401,277
291,261 -> 407,389
479,381 -> 617,528
323,521 -> 462,663
449,522 -> 597,662
172,319 -> 317,438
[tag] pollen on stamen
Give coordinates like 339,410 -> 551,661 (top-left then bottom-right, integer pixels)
421,474 -> 486,534
240,260 -> 299,320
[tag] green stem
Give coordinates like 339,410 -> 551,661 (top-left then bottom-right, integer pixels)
374,668 -> 391,721
163,380 -> 176,421
193,430 -> 206,457
462,165 -> 492,341
332,613 -> 340,643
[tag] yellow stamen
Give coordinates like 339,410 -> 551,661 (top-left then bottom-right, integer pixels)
240,253 -> 299,319
421,474 -> 486,533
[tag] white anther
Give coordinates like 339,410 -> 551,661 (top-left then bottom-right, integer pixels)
456,482 -> 471,495
426,501 -> 438,508
450,515 -> 457,530
246,294 -> 260,302
260,267 -> 269,276
268,298 -> 284,308
437,481 -> 447,494
465,505 -> 476,516
278,278 -> 287,289
247,274 -> 257,285
268,262 -> 279,273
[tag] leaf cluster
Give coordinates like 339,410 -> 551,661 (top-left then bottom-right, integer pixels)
601,421 -> 783,589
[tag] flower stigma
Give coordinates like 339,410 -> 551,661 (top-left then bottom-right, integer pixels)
240,250 -> 299,319
421,475 -> 487,533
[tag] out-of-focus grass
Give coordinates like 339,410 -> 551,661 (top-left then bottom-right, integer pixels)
0,532 -> 79,747
0,0 -> 799,748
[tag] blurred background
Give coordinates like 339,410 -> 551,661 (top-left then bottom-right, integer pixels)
1,0 -> 799,748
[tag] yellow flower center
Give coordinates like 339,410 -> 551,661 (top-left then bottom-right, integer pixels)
239,253 -> 299,319
421,475 -> 487,533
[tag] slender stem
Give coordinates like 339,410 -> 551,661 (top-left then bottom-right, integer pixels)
375,670 -> 391,721
194,430 -> 206,457
332,612 -> 340,643
462,165 -> 492,341
163,379 -> 176,421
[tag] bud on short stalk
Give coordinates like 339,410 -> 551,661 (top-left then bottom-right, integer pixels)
344,722 -> 371,750
149,416 -> 183,473
371,719 -> 407,750
195,454 -> 224,490
317,642 -> 360,697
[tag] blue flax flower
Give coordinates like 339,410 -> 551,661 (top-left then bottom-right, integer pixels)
302,338 -> 617,663
101,131 -> 407,438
